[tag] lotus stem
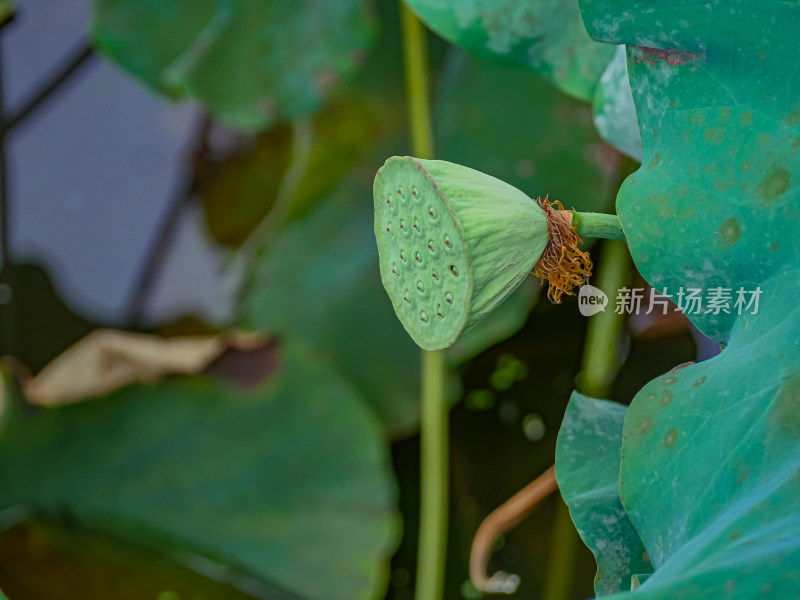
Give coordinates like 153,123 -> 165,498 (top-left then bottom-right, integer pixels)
570,211 -> 626,241
400,5 -> 449,600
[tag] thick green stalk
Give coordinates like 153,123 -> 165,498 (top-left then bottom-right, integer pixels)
571,211 -> 626,242
401,3 -> 435,161
578,239 -> 631,397
400,4 -> 448,600
418,348 -> 448,600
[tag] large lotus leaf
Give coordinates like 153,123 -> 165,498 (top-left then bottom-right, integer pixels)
91,0 -> 375,131
556,392 -> 652,595
237,169 -> 422,438
558,270 -> 800,598
435,49 -> 618,214
0,342 -> 399,600
404,0 -> 615,101
578,0 -> 800,343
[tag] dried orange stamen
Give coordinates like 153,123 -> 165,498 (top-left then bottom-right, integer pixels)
533,196 -> 593,303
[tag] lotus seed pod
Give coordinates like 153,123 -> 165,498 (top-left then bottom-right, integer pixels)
374,156 -> 549,351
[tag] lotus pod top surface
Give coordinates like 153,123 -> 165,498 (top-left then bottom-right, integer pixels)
374,156 -> 548,351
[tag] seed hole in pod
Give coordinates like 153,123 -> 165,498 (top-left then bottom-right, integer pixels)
427,240 -> 435,253
399,249 -> 406,262
415,251 -> 423,263
450,265 -> 459,277
400,219 -> 407,232
411,187 -> 420,199
431,270 -> 439,281
403,290 -> 410,302
420,311 -> 428,323
391,263 -> 399,276
412,218 -> 420,231
444,235 -> 453,250
436,305 -> 445,319
416,280 -> 425,294
445,292 -> 454,304
428,207 -> 438,220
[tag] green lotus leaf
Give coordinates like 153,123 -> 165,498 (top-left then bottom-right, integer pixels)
557,271 -> 800,598
373,156 -> 548,351
403,0 -> 615,101
578,0 -> 800,343
592,45 -> 641,162
91,0 -> 376,131
556,392 -> 653,595
0,342 -> 399,600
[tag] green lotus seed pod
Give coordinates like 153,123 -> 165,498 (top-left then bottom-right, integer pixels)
374,156 -> 549,351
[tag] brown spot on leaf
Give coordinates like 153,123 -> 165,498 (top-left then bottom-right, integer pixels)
660,389 -> 674,406
714,179 -> 734,191
634,46 -> 702,65
770,373 -> 800,439
755,167 -> 791,203
736,466 -> 750,485
718,217 -> 741,246
704,128 -> 724,144
664,428 -> 679,448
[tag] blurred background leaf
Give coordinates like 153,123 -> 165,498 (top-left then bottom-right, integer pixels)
236,166 -> 423,438
22,329 -> 264,406
91,0 -> 377,131
0,341 -> 399,600
0,520 -> 265,600
198,99 -> 381,247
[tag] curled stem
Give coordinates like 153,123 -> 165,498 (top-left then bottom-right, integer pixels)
469,466 -> 558,594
